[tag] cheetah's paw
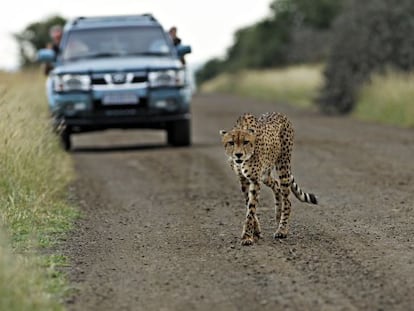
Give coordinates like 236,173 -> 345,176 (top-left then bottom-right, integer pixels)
241,237 -> 254,246
273,229 -> 288,239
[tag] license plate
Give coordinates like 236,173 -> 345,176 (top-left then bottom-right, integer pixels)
102,93 -> 138,105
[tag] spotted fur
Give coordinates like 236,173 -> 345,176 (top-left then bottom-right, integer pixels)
220,112 -> 318,245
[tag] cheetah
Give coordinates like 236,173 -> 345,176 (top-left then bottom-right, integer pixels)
220,112 -> 318,245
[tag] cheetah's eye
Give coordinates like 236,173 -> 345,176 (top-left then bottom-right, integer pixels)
243,140 -> 249,145
228,141 -> 235,146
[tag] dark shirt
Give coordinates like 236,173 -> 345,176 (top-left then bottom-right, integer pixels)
44,43 -> 60,75
172,37 -> 181,46
51,43 -> 60,55
171,37 -> 185,65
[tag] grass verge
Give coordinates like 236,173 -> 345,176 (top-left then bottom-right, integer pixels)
354,70 -> 414,127
200,65 -> 323,109
0,71 -> 77,310
201,65 -> 414,128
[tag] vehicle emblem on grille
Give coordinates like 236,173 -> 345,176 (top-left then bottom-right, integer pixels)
112,73 -> 126,84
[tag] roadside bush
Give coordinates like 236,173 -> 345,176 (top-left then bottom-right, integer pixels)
318,0 -> 414,114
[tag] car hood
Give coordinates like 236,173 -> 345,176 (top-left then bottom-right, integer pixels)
53,56 -> 182,74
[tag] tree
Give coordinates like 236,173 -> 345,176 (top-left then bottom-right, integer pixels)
196,0 -> 346,85
14,15 -> 66,68
225,16 -> 292,70
195,58 -> 226,84
280,0 -> 343,30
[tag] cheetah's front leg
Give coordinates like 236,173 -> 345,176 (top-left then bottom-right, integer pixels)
241,181 -> 261,246
239,176 -> 250,205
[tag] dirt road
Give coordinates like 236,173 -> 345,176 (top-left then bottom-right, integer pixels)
65,94 -> 414,311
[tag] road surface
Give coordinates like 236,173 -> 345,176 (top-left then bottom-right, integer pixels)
65,94 -> 414,311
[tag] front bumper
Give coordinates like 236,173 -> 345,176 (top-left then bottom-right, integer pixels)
51,87 -> 191,132
64,113 -> 190,132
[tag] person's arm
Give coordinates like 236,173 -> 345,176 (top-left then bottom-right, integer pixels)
43,42 -> 54,75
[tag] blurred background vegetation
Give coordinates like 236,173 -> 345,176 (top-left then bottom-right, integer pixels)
14,15 -> 66,68
197,0 -> 414,121
12,2 -> 414,122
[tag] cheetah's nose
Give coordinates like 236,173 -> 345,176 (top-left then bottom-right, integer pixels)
235,153 -> 243,158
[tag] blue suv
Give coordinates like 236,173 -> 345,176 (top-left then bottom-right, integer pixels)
38,14 -> 192,150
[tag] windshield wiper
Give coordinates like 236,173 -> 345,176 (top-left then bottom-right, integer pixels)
67,52 -> 120,61
126,51 -> 170,56
65,51 -> 170,61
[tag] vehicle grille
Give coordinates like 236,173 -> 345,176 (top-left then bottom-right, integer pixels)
131,76 -> 147,83
91,77 -> 106,85
91,72 -> 148,86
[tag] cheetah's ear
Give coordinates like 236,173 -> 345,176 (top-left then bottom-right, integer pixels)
247,128 -> 256,135
219,130 -> 227,136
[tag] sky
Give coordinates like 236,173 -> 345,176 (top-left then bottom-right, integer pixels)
0,0 -> 272,70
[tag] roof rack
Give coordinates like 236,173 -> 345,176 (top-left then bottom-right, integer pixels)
142,13 -> 156,21
71,14 -> 157,26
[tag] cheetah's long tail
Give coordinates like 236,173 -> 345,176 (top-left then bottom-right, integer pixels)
290,175 -> 318,204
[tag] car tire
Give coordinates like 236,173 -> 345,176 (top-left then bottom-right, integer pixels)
60,128 -> 72,151
167,119 -> 191,147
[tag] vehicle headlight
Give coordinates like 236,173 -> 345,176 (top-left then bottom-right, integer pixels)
53,74 -> 91,92
148,70 -> 185,87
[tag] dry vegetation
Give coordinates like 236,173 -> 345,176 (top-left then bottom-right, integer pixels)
0,71 -> 76,311
201,65 -> 414,127
201,65 -> 323,109
355,70 -> 414,127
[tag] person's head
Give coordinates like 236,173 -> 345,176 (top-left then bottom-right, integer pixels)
169,26 -> 177,38
49,25 -> 63,44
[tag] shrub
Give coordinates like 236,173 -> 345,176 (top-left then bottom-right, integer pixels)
318,0 -> 414,114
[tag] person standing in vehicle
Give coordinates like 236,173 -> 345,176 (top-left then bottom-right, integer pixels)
169,26 -> 186,65
44,25 -> 63,75
169,26 -> 181,46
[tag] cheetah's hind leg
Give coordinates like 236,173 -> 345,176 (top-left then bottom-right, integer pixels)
262,170 -> 282,237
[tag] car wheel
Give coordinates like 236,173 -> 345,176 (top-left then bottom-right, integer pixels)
167,120 -> 191,147
60,128 -> 72,151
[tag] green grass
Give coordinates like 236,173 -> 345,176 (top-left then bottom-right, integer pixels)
0,232 -> 61,311
201,65 -> 414,128
354,70 -> 414,127
0,71 -> 77,310
201,65 -> 324,109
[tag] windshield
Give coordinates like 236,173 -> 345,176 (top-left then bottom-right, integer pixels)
62,26 -> 172,61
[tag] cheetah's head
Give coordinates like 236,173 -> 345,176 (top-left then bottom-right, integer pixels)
219,128 -> 256,165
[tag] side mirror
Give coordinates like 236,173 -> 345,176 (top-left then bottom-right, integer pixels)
176,45 -> 191,58
37,49 -> 56,62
